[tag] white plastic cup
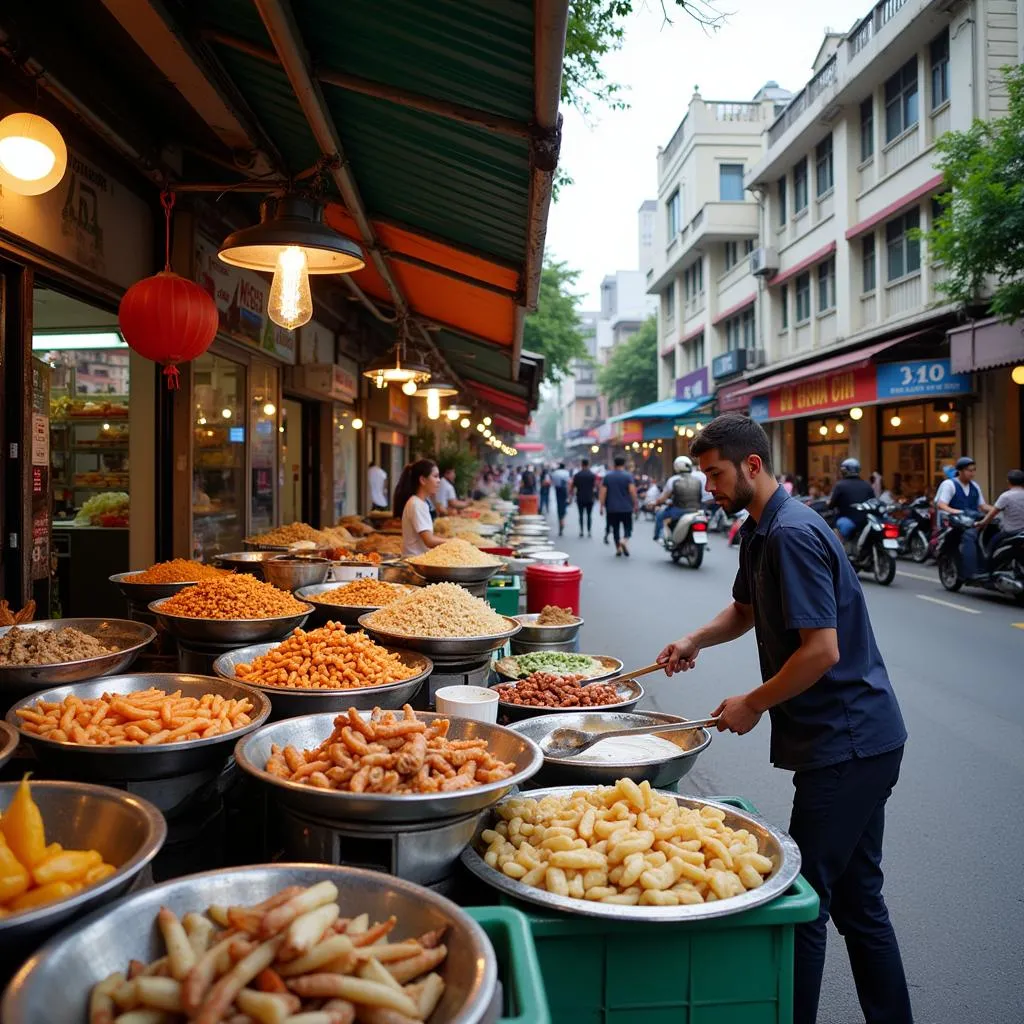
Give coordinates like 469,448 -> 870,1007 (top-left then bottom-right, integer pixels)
434,685 -> 499,724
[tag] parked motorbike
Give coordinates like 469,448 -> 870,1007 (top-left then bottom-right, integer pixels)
820,498 -> 899,585
663,509 -> 708,568
935,514 -> 1024,602
704,501 -> 732,534
894,496 -> 933,563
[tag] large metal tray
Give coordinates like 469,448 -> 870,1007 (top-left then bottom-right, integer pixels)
358,613 -> 521,658
461,788 -> 802,922
407,562 -> 504,584
234,710 -> 543,823
493,653 -> 622,683
213,642 -> 431,719
0,720 -> 18,772
3,864 -> 499,1024
507,711 -> 711,787
213,550 -> 281,578
148,597 -> 312,644
0,781 -> 165,958
6,673 -> 271,781
294,581 -> 414,626
512,612 -> 584,644
108,570 -> 201,604
491,677 -> 644,723
0,619 -> 156,698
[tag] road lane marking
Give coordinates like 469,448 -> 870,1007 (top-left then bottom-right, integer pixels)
1014,623 -> 1024,630
897,569 -> 937,583
916,594 -> 981,614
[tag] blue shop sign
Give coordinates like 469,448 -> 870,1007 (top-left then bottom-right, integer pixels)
748,396 -> 770,421
712,349 -> 745,380
875,359 -> 971,400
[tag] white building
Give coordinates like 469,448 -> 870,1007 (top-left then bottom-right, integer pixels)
738,0 -> 1021,496
638,199 -> 657,276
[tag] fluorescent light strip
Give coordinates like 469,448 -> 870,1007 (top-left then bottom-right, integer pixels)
32,332 -> 127,351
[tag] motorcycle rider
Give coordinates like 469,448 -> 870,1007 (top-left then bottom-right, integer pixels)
654,456 -> 703,542
934,456 -> 993,577
827,458 -> 875,545
974,468 -> 1024,554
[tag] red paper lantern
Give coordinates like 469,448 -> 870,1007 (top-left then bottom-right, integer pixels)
118,269 -> 219,389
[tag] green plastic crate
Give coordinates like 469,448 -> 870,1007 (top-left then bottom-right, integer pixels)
496,795 -> 818,1024
465,906 -> 551,1024
487,574 -> 521,616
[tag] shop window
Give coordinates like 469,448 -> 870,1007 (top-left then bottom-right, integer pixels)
885,58 -> 919,143
777,175 -> 787,225
795,272 -> 811,323
807,417 -> 850,494
930,29 -> 950,109
793,158 -> 808,213
815,135 -> 833,196
860,96 -> 874,162
862,236 -> 877,293
886,209 -> 921,281
250,363 -> 279,535
817,258 -> 836,312
881,403 -> 958,498
333,403 -> 357,520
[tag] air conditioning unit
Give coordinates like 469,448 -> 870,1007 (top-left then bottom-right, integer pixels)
745,348 -> 767,370
749,247 -> 779,277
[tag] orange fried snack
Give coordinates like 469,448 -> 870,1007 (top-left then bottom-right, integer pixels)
265,704 -> 517,794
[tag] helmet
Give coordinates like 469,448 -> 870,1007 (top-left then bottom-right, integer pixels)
955,456 -> 976,471
840,458 -> 861,478
673,456 -> 693,474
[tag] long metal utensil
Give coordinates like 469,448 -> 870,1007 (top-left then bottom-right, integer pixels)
611,661 -> 663,684
540,717 -> 720,759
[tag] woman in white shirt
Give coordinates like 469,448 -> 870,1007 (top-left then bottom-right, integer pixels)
394,458 -> 445,556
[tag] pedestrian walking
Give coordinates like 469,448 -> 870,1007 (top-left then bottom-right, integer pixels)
571,459 -> 597,537
599,456 -> 638,557
552,462 -> 571,536
538,465 -> 552,515
656,415 -> 911,1024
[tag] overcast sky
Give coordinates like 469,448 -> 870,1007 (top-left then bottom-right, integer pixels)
546,0 -> 871,308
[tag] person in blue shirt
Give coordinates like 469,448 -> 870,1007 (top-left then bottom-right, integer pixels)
657,414 -> 910,1024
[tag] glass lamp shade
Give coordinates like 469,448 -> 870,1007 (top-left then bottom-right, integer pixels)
0,113 -> 67,196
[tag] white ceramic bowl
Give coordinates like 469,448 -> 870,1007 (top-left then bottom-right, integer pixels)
435,685 -> 499,724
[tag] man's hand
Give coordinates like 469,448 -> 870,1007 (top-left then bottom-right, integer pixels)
657,636 -> 700,675
711,694 -> 763,735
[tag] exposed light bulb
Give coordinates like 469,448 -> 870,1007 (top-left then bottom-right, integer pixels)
835,423 -> 845,434
484,429 -> 492,438
221,408 -> 232,419
939,412 -> 950,424
694,422 -> 703,431
819,425 -> 828,436
426,388 -> 441,419
351,418 -> 364,430
338,423 -> 345,430
375,369 -> 386,389
262,401 -> 276,417
198,416 -> 207,426
657,446 -> 663,453
850,406 -> 863,421
483,416 -> 492,427
460,417 -> 471,428
102,422 -> 111,431
446,407 -> 459,421
278,426 -> 285,433
476,423 -> 485,432
1012,365 -> 1024,385
401,379 -> 418,396
591,445 -> 599,453
267,246 -> 313,330
890,415 -> 901,427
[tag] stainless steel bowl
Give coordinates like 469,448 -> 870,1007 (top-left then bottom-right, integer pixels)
493,654 -> 623,684
407,563 -> 504,584
462,789 -> 802,923
262,556 -> 330,592
3,864 -> 499,1024
6,674 -> 271,781
513,612 -> 584,644
108,571 -> 201,604
0,620 -> 156,699
0,781 -> 165,958
212,643 -> 431,719
213,550 -> 282,578
294,581 -> 414,626
507,711 -> 712,787
358,613 -> 521,657
148,597 -> 312,644
235,710 -> 543,822
0,720 -> 18,772
491,677 -> 644,723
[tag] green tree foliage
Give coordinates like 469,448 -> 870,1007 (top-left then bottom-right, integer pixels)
523,260 -> 590,383
924,65 -> 1024,322
598,316 -> 658,410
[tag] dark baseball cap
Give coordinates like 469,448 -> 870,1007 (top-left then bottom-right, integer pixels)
955,456 -> 976,470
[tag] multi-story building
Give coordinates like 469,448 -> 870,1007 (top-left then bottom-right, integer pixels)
638,200 -> 657,277
649,83 -> 791,447
736,0 -> 1021,496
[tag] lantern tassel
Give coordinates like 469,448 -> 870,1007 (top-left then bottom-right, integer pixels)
163,364 -> 181,390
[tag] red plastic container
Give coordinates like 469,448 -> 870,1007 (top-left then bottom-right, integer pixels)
526,564 -> 583,615
517,494 -> 539,515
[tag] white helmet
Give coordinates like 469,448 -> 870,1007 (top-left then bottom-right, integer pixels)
673,456 -> 693,474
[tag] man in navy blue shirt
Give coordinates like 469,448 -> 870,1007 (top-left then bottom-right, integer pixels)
658,415 -> 911,1024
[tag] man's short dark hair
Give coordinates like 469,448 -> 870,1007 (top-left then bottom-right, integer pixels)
690,414 -> 773,474
614,456 -> 626,468
581,458 -> 590,468
1008,469 -> 1024,487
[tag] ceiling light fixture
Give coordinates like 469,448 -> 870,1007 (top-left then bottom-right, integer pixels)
351,417 -> 364,430
426,389 -> 441,420
262,401 -> 277,417
401,379 -> 418,396
460,417 -> 471,429
850,407 -> 864,421
0,113 -> 68,196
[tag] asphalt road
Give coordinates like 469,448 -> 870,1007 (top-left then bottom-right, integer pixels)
543,502 -> 1023,1024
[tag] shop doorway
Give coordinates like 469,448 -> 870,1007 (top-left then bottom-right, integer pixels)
281,398 -> 321,525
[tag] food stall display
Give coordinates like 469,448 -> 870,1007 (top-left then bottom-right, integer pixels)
493,652 -> 622,682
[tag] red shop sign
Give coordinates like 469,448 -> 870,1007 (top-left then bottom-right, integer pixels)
619,420 -> 643,443
768,365 -> 876,419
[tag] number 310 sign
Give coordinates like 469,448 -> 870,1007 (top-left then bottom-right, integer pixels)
875,359 -> 971,400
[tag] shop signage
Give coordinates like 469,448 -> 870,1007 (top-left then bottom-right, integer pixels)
596,421 -> 614,442
194,235 -> 297,364
766,366 -> 876,420
875,359 -> 971,400
675,367 -> 709,401
749,396 -> 770,421
618,419 -> 643,444
712,349 -> 746,380
717,381 -> 751,412
387,387 -> 410,428
301,362 -> 358,403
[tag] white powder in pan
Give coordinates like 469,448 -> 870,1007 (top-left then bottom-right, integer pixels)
567,734 -> 690,764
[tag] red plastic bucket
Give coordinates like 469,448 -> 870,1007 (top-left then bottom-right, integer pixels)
517,494 -> 539,515
526,564 -> 583,615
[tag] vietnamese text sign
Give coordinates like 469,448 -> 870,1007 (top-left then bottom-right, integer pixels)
875,359 -> 970,400
768,366 -> 876,419
675,367 -> 709,402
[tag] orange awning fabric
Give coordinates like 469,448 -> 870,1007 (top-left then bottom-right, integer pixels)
465,380 -> 529,419
325,205 -> 519,348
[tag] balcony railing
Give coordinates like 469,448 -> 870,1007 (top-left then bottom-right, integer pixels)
709,101 -> 766,123
767,56 -> 837,147
849,0 -> 908,58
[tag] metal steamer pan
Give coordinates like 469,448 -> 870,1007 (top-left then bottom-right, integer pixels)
462,789 -> 802,923
406,562 -> 504,585
212,643 -> 432,718
508,711 -> 712,787
149,597 -> 312,644
511,613 -> 584,647
492,678 -> 644,723
7,674 -> 271,781
3,864 -> 500,1024
0,619 -> 156,699
493,654 -> 623,684
0,781 -> 165,958
109,571 -> 200,604
295,582 -> 415,626
234,710 -> 543,823
0,720 -> 18,772
213,551 -> 281,578
358,613 -> 521,658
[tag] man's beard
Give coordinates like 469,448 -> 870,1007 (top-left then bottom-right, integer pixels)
722,475 -> 755,514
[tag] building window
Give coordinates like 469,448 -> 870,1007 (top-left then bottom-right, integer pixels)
724,308 -> 755,351
777,175 -> 787,226
780,284 -> 789,329
793,158 -> 808,213
742,307 -> 755,348
724,241 -> 738,270
886,209 -> 921,281
930,29 -> 950,109
862,235 -> 876,293
817,258 -> 836,312
860,97 -> 874,162
815,135 -> 833,196
683,332 -> 705,373
584,404 -> 593,419
744,238 -> 755,256
683,259 -> 703,301
795,272 -> 811,322
719,163 -> 745,201
664,284 -> 675,323
667,190 -> 681,238
885,58 -> 919,143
